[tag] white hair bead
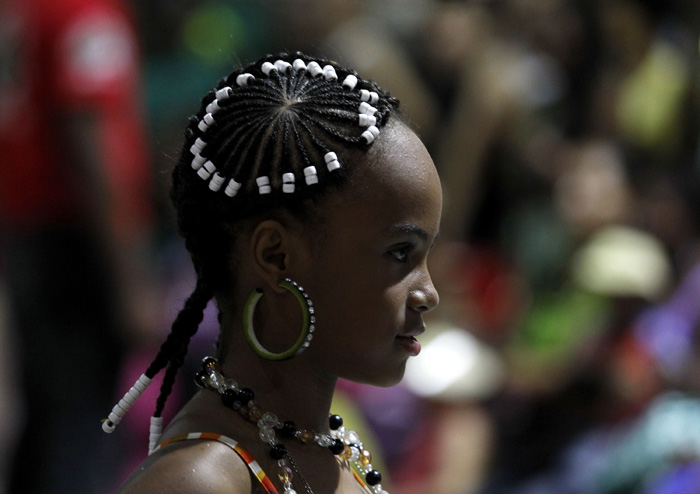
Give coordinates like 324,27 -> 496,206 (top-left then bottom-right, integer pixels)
256,176 -> 271,194
359,102 -> 378,116
215,87 -> 232,100
261,62 -> 277,76
360,89 -> 370,102
307,61 -> 323,78
327,159 -> 341,172
197,161 -> 216,180
324,152 -> 338,163
342,74 -> 358,90
205,99 -> 220,114
358,114 -> 377,127
282,172 -> 295,193
303,166 -> 318,185
102,374 -> 152,433
323,65 -> 338,80
274,60 -> 292,73
362,127 -> 379,144
191,153 -> 207,170
236,73 -> 254,86
293,59 -> 307,72
368,91 -> 379,104
134,374 -> 152,392
209,172 -> 225,191
197,113 -> 215,132
148,416 -> 164,456
224,178 -> 242,197
190,138 -> 206,155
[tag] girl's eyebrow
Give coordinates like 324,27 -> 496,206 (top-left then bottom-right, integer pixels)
385,223 -> 429,241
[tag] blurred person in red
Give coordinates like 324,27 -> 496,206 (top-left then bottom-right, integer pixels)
0,0 -> 154,492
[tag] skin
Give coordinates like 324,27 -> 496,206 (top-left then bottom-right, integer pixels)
120,120 -> 442,493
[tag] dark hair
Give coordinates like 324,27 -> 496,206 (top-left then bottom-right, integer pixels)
145,52 -> 401,418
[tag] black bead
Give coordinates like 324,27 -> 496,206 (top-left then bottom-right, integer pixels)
194,371 -> 208,389
329,414 -> 343,430
365,470 -> 382,486
221,388 -> 237,408
269,443 -> 287,460
329,439 -> 345,455
280,421 -> 298,438
238,388 -> 255,404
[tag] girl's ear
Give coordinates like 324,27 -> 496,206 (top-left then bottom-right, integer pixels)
249,219 -> 302,293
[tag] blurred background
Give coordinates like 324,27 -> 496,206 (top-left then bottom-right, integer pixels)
1,0 -> 700,492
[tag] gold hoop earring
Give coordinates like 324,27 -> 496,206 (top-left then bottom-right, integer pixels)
242,278 -> 315,360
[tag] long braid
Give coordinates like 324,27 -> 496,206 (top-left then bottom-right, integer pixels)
102,51 -> 401,449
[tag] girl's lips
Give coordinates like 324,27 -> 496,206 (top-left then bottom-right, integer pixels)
396,335 -> 421,356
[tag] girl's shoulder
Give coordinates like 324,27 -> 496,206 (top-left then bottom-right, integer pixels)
119,438 -> 253,494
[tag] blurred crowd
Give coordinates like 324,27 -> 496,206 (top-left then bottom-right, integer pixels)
1,0 -> 699,493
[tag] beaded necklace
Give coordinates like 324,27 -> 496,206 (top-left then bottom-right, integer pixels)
196,357 -> 389,494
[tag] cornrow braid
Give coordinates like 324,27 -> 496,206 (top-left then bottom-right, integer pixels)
102,52 -> 401,450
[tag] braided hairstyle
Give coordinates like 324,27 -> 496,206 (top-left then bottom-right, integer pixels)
102,52 -> 401,438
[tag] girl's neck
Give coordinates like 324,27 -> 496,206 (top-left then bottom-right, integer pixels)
217,346 -> 338,433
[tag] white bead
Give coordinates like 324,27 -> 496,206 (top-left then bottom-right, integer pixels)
197,113 -> 215,132
326,159 -> 340,172
369,91 -> 379,104
360,89 -> 370,102
102,421 -> 116,433
197,161 -> 216,180
282,173 -> 295,193
224,179 -> 241,197
307,61 -> 323,77
209,172 -> 225,191
305,175 -> 318,185
256,176 -> 270,186
189,138 -> 206,155
303,166 -> 317,176
360,102 -> 378,115
261,61 -> 276,76
108,410 -> 123,424
345,429 -> 361,445
206,99 -> 220,114
259,186 -> 272,194
236,73 -> 254,86
342,74 -> 358,90
368,125 -> 380,137
361,129 -> 375,144
191,153 -> 206,170
323,64 -> 338,80
117,397 -> 133,411
358,114 -> 377,127
324,152 -> 337,163
150,416 -> 163,433
131,374 -> 151,393
215,87 -> 231,100
274,60 -> 292,73
292,59 -> 307,72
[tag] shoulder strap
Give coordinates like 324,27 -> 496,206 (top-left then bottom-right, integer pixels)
155,432 -> 279,493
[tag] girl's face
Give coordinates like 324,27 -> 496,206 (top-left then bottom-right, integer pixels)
301,121 -> 442,387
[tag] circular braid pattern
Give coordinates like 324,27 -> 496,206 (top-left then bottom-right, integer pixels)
104,52 -> 401,430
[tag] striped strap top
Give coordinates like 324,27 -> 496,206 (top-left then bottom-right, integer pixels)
155,432 -> 370,493
155,432 -> 279,493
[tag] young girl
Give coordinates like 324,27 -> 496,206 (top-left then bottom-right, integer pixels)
106,52 -> 442,494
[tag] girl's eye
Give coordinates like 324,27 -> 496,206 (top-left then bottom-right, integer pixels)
389,245 -> 413,263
